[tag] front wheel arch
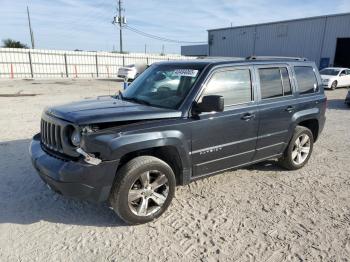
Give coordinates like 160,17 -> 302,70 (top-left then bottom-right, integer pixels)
331,80 -> 338,90
116,145 -> 186,186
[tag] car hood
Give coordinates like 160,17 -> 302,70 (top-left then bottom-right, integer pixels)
321,75 -> 336,81
45,96 -> 182,125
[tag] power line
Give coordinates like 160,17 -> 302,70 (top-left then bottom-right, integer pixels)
124,25 -> 206,44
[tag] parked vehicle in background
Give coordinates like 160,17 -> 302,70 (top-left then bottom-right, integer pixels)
345,90 -> 350,106
30,57 -> 326,225
117,63 -> 148,81
149,71 -> 181,92
320,67 -> 350,90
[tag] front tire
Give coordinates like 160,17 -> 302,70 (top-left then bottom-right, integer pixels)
331,80 -> 337,90
109,156 -> 176,225
278,126 -> 314,170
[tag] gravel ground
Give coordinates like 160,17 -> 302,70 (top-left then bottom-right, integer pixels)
0,79 -> 349,262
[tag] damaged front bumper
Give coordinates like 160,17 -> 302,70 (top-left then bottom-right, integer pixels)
29,133 -> 119,202
76,147 -> 102,166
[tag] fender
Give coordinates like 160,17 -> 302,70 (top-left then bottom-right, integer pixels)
292,107 -> 320,127
286,107 -> 320,142
81,129 -> 192,181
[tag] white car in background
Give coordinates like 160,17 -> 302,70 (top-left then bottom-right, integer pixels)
320,67 -> 350,90
117,63 -> 148,81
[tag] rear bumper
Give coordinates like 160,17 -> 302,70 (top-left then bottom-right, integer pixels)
318,115 -> 326,138
29,134 -> 119,202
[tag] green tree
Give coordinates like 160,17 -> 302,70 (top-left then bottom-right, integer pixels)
2,39 -> 29,48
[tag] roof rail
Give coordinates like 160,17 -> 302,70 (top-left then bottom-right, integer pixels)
197,56 -> 244,60
246,56 -> 308,61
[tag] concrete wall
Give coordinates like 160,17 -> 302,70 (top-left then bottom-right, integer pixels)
208,13 -> 350,67
0,48 -> 192,79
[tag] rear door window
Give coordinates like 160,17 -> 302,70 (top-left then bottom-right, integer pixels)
258,67 -> 292,99
294,66 -> 318,94
281,68 -> 292,96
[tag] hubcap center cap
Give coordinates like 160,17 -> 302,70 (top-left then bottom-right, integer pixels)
144,188 -> 153,197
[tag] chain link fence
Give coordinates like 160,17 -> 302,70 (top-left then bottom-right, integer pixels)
0,48 -> 193,79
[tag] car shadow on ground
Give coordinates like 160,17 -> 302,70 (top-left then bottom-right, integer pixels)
327,98 -> 349,110
0,139 -> 127,227
246,160 -> 286,172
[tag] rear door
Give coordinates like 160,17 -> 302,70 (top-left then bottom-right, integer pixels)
253,64 -> 296,160
190,66 -> 259,177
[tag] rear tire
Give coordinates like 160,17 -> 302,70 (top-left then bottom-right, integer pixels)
278,126 -> 314,170
109,156 -> 176,225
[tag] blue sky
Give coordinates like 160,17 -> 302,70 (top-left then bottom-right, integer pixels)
1,0 -> 349,54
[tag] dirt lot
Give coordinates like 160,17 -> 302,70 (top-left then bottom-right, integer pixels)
0,79 -> 349,261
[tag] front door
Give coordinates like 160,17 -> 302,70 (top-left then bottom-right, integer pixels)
190,66 -> 259,177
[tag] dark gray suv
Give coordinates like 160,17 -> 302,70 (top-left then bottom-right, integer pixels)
30,57 -> 326,224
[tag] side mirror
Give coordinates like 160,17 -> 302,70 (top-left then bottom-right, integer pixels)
194,95 -> 224,114
340,73 -> 346,77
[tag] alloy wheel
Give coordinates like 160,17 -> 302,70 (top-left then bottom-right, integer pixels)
128,170 -> 169,216
331,81 -> 337,90
292,134 -> 311,165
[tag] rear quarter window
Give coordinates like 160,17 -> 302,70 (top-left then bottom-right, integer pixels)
294,66 -> 318,95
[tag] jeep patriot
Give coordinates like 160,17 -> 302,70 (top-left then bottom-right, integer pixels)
30,57 -> 326,224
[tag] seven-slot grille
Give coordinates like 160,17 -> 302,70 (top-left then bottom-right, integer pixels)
41,119 -> 63,152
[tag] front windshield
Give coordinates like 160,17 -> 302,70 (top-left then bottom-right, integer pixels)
320,68 -> 340,76
121,64 -> 203,109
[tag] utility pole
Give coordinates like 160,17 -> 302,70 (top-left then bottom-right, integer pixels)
113,0 -> 126,53
27,6 -> 35,49
118,0 -> 123,53
144,44 -> 147,54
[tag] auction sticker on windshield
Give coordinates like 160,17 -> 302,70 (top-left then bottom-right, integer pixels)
173,69 -> 199,77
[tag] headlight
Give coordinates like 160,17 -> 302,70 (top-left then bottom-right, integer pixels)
322,79 -> 329,83
70,129 -> 81,147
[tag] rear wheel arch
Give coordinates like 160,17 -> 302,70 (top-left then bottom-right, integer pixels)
279,125 -> 314,170
297,119 -> 319,142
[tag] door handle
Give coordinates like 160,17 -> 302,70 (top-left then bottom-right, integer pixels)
241,113 -> 255,121
285,106 -> 294,113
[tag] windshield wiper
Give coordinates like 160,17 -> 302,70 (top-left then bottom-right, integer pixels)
123,96 -> 151,106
